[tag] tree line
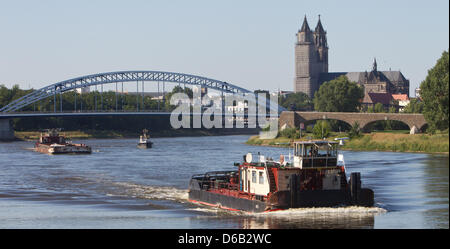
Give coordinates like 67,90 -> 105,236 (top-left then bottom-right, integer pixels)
0,85 -> 168,112
0,84 -> 189,132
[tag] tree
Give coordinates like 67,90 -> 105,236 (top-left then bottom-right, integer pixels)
420,50 -> 449,132
313,120 -> 331,139
164,86 -> 193,110
373,103 -> 385,113
347,121 -> 362,139
313,76 -> 364,112
279,92 -> 313,111
374,103 -> 385,113
403,98 -> 424,113
0,84 -> 34,111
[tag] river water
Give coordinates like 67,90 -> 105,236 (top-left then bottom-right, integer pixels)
0,135 -> 448,229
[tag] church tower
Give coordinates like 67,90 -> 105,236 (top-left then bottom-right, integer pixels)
314,15 -> 328,73
294,15 -> 329,97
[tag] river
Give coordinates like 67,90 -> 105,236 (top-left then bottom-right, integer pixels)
0,135 -> 448,229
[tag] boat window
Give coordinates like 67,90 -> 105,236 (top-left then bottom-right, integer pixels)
259,172 -> 264,184
306,145 -> 319,157
315,144 -> 330,157
328,144 -> 338,157
252,171 -> 256,183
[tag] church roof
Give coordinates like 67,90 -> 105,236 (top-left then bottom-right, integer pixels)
381,71 -> 408,83
319,72 -> 347,83
366,70 -> 390,83
319,70 -> 407,85
345,72 -> 366,83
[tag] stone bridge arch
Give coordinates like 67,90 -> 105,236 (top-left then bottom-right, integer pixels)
279,111 -> 427,133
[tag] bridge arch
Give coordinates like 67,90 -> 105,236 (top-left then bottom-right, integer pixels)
300,118 -> 353,131
1,70 -> 275,113
361,119 -> 410,132
279,111 -> 427,132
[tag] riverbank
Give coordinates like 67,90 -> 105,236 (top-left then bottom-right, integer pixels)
15,128 -> 259,141
246,132 -> 449,154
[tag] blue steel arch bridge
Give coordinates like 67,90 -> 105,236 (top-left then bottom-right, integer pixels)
0,70 -> 283,115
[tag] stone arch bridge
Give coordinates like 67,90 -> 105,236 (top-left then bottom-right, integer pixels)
279,111 -> 427,133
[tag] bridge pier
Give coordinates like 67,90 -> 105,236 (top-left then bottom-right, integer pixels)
410,125 -> 419,134
0,119 -> 15,141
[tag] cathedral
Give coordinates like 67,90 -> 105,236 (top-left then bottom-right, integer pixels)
294,16 -> 410,104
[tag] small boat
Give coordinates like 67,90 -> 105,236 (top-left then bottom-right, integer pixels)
34,129 -> 92,154
137,129 -> 153,149
188,140 -> 374,212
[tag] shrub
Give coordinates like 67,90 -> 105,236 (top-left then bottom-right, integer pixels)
278,127 -> 300,139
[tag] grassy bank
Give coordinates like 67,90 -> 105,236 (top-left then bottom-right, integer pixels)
246,132 -> 449,154
15,130 -> 135,140
246,131 -> 348,147
342,133 -> 448,153
15,129 -> 258,141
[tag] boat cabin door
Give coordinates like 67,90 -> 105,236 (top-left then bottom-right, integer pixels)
293,143 -> 303,168
240,167 -> 252,193
241,168 -> 247,192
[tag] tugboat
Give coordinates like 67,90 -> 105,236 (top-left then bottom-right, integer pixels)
137,129 -> 153,149
188,140 -> 374,212
34,129 -> 92,154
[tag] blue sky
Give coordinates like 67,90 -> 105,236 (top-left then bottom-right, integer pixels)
0,0 -> 448,96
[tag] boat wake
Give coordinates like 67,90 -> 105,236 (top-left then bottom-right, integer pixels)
187,205 -> 386,229
256,206 -> 387,216
187,205 -> 387,217
106,182 -> 189,203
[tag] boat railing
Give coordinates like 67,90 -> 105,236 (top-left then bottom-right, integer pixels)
191,171 -> 239,190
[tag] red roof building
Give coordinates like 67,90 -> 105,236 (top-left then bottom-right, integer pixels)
391,94 -> 409,102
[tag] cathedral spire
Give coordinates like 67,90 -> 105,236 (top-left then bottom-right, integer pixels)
372,57 -> 377,72
300,15 -> 311,32
313,14 -> 327,48
315,14 -> 325,33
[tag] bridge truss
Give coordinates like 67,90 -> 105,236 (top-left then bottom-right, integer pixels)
1,70 -> 276,113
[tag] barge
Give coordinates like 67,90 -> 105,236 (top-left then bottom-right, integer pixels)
188,140 -> 374,212
34,129 -> 92,154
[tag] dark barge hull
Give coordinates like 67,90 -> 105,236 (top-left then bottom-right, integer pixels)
189,189 -> 268,212
188,179 -> 374,213
34,145 -> 92,154
137,142 -> 153,149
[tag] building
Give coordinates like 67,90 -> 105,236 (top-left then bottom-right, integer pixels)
362,92 -> 395,111
294,16 -> 410,101
75,86 -> 90,94
415,87 -> 421,99
392,94 -> 410,112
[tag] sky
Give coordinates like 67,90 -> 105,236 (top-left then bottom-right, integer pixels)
0,0 -> 448,96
